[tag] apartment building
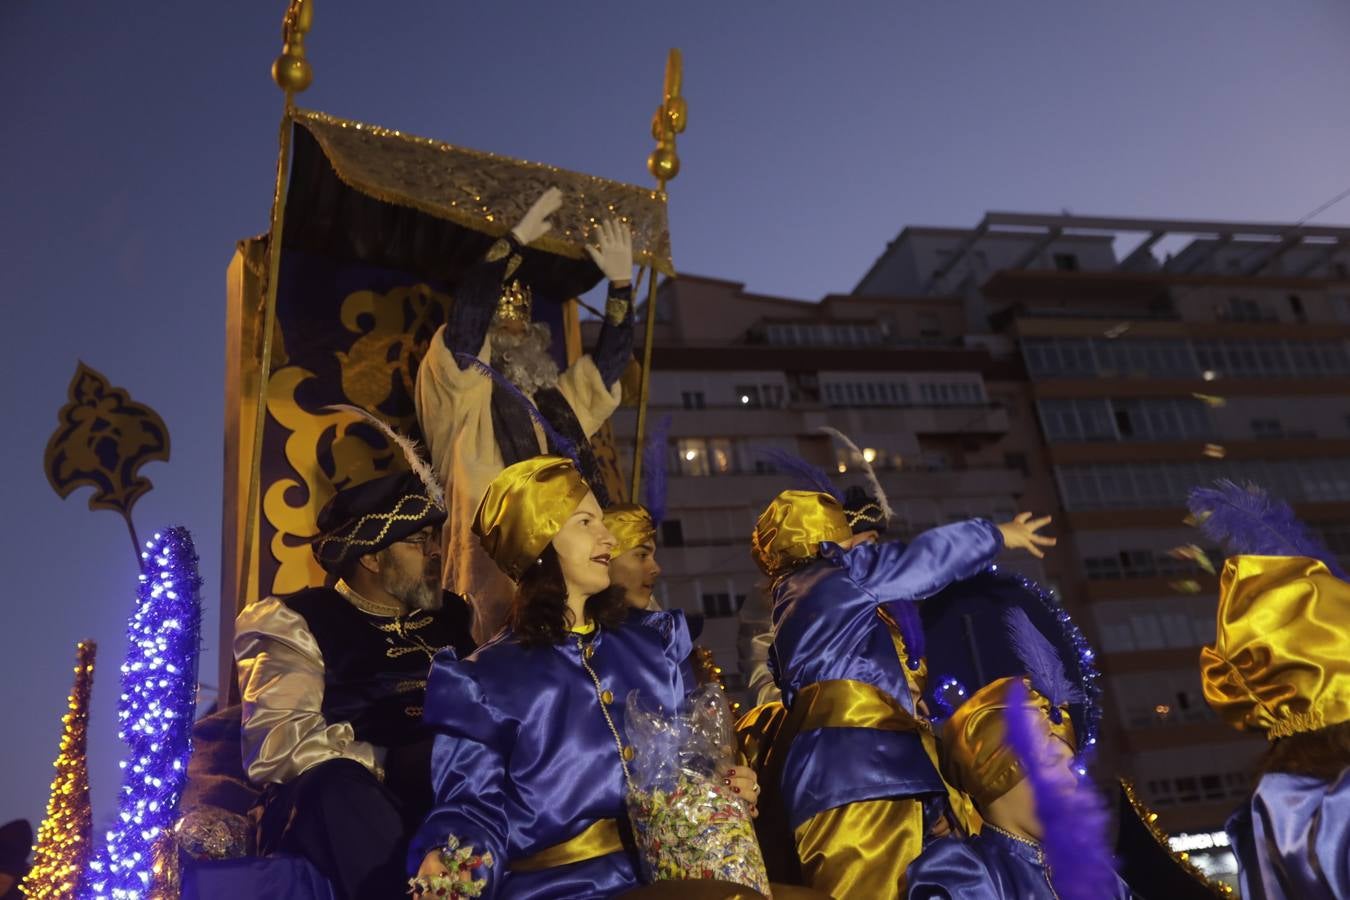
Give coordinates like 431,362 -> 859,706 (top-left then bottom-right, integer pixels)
587,212 -> 1350,856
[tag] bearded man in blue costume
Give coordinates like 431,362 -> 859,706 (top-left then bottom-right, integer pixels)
409,457 -> 765,899
749,488 -> 1055,898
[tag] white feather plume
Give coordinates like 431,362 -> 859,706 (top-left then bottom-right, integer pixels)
817,426 -> 894,522
323,404 -> 445,510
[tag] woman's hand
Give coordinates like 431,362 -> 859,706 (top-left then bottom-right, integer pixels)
996,512 -> 1057,559
411,850 -> 454,899
721,765 -> 761,818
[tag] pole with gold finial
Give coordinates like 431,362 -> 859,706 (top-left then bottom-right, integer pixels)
630,48 -> 685,501
240,0 -> 313,618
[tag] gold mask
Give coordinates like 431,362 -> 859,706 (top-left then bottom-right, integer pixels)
1201,554 -> 1350,739
939,676 -> 1077,809
473,456 -> 589,583
751,490 -> 851,578
603,504 -> 656,557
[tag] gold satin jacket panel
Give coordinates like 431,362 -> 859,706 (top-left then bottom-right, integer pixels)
234,598 -> 384,786
1202,554 -> 1350,738
508,817 -> 623,872
795,798 -> 924,899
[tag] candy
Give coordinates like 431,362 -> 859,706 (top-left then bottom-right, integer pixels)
625,686 -> 772,895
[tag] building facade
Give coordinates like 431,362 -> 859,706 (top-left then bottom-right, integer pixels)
588,212 -> 1350,844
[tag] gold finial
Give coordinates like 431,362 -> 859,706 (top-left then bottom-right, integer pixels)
272,0 -> 314,94
647,48 -> 686,190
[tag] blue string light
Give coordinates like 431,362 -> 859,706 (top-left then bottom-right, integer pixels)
85,528 -> 202,900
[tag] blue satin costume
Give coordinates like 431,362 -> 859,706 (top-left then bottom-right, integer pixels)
411,608 -> 691,899
770,519 -> 1003,830
1227,770 -> 1350,900
906,827 -> 1131,899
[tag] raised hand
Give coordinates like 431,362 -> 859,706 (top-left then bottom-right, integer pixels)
996,512 -> 1057,559
510,186 -> 563,246
585,218 -> 634,286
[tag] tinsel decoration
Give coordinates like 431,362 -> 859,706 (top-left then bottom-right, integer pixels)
86,528 -> 203,900
22,640 -> 97,900
988,564 -> 1103,771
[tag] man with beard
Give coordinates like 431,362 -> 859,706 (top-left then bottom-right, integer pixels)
235,469 -> 475,900
416,187 -> 636,642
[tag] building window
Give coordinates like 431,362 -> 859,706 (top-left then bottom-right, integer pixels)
677,439 -> 710,477
919,313 -> 942,340
660,519 -> 684,547
736,386 -> 761,408
1053,253 -> 1080,272
1251,418 -> 1284,439
681,391 -> 705,410
1288,294 -> 1307,323
701,593 -> 734,618
708,438 -> 734,475
1003,452 -> 1029,475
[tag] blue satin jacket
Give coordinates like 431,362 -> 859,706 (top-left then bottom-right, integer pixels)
411,609 -> 691,899
906,827 -> 1131,900
770,520 -> 1003,829
1227,770 -> 1350,900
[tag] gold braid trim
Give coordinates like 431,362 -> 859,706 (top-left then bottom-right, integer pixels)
1119,779 -> 1233,896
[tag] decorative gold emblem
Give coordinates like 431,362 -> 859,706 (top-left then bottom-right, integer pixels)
45,362 -> 170,558
494,279 -> 534,330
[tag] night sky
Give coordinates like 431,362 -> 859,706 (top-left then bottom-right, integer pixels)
3,1 -> 1348,830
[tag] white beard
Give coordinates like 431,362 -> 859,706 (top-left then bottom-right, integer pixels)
489,322 -> 561,396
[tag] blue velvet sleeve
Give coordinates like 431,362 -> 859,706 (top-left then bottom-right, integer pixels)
592,284 -> 634,389
1231,770 -> 1350,899
906,837 -> 1001,900
833,519 -> 1003,602
409,649 -> 515,893
442,234 -> 524,363
634,608 -> 693,698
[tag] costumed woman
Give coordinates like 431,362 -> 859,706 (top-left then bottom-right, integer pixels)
750,481 -> 1055,899
906,608 -> 1129,900
1188,480 -> 1350,899
409,456 -> 761,898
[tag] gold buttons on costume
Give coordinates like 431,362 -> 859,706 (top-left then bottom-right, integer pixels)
584,645 -> 596,660
600,690 -> 614,705
622,746 -> 635,762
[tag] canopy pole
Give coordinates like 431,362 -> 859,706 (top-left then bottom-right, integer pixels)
630,48 -> 686,501
239,0 -> 313,613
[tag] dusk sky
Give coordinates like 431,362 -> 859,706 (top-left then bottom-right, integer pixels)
3,1 -> 1349,829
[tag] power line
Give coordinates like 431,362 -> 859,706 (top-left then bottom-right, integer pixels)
1295,183 -> 1350,227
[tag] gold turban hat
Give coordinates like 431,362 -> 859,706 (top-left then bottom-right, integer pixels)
1201,554 -> 1350,739
473,456 -> 589,582
603,504 -> 656,557
938,676 -> 1077,809
751,490 -> 852,578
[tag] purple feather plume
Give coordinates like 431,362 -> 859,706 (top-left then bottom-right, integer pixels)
1006,607 -> 1083,711
1003,679 -> 1118,900
887,600 -> 925,669
1187,479 -> 1346,578
642,414 -> 672,526
453,352 -> 581,468
759,448 -> 843,501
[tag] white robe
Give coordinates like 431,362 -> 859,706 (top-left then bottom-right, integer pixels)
415,325 -> 621,643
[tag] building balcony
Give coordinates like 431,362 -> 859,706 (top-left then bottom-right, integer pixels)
651,465 -> 1026,509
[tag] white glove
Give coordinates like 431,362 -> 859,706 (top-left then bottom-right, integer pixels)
510,186 -> 562,246
585,218 -> 634,286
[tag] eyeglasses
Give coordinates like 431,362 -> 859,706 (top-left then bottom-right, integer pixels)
401,531 -> 437,548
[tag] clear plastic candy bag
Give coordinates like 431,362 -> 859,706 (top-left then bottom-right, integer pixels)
624,685 -> 771,895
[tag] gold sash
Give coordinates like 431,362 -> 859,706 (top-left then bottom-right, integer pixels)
509,818 -> 624,872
